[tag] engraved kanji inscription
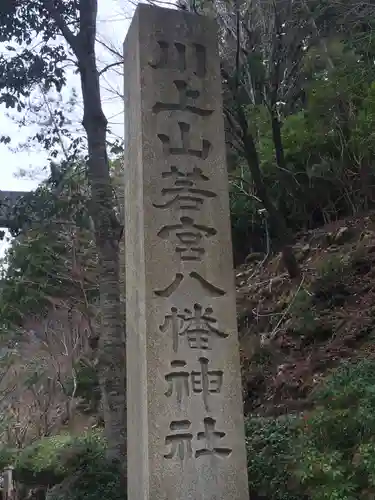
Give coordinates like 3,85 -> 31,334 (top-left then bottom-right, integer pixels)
153,166 -> 217,211
163,418 -> 232,462
153,81 -> 213,117
149,41 -> 206,77
158,122 -> 211,159
159,307 -> 184,352
158,215 -> 216,261
150,41 -> 186,71
165,358 -> 223,411
181,304 -> 228,349
196,417 -> 232,458
165,360 -> 190,403
191,357 -> 223,411
164,420 -> 193,460
159,303 -> 228,352
153,272 -> 226,298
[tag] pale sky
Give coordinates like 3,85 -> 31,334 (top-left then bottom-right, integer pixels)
0,0 -> 164,259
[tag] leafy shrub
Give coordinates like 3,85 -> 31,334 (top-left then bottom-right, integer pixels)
289,288 -> 318,336
45,458 -> 123,500
314,255 -> 346,286
349,242 -> 373,275
13,430 -> 106,488
290,288 -> 313,316
14,434 -> 71,487
0,429 -> 123,500
294,359 -> 375,499
65,359 -> 101,415
246,360 -> 375,499
246,415 -> 302,500
0,446 -> 17,471
312,256 -> 351,306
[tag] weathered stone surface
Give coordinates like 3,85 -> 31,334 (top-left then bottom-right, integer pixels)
3,466 -> 13,499
0,190 -> 28,227
124,5 -> 249,500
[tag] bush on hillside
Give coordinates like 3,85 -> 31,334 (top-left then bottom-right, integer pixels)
311,256 -> 351,306
246,415 -> 302,500
0,429 -> 123,500
294,359 -> 375,499
245,360 -> 375,499
45,459 -> 122,500
5,429 -> 123,500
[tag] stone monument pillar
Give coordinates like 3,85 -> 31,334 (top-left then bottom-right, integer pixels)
3,467 -> 13,500
124,5 -> 249,500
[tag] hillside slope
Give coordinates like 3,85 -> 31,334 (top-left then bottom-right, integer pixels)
237,212 -> 375,417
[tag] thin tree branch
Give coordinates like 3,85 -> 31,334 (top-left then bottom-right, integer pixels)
96,37 -> 123,61
99,61 -> 123,77
41,0 -> 79,54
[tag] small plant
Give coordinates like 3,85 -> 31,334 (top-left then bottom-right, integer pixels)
250,345 -> 274,368
290,289 -> 313,317
312,256 -> 351,306
288,288 -> 318,337
349,242 -> 372,275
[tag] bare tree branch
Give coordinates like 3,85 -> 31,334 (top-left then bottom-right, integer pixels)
99,61 -> 123,77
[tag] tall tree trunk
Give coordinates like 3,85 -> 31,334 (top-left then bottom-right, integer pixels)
270,110 -> 286,173
40,0 -> 127,476
80,62 -> 126,468
269,108 -> 292,216
237,104 -> 300,279
74,1 -> 126,474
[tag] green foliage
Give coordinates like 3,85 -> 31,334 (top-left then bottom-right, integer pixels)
0,229 -> 69,325
0,446 -> 17,470
289,288 -> 317,336
312,359 -> 375,413
246,416 -> 302,500
312,256 -> 350,306
0,162 -> 98,333
245,360 -> 375,499
227,29 -> 375,255
316,255 -> 347,283
290,288 -> 313,314
68,359 -> 101,414
294,360 -> 375,499
0,1 -> 75,154
287,254 -> 353,339
15,434 -> 73,486
5,430 -> 123,500
12,430 -> 106,485
349,241 -> 372,273
249,345 -> 274,368
45,461 -> 123,500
